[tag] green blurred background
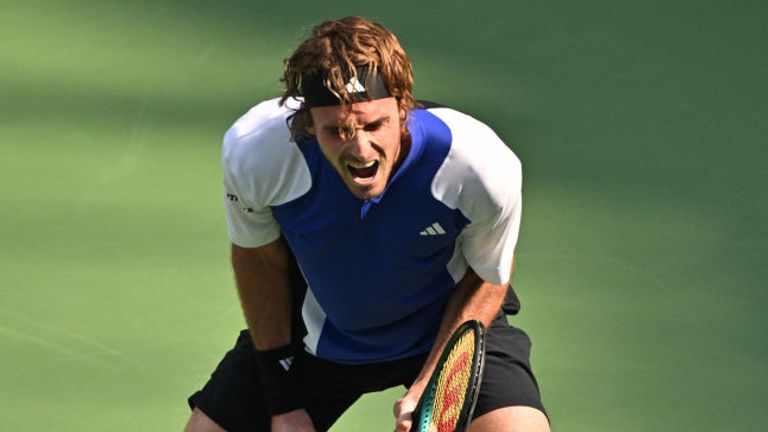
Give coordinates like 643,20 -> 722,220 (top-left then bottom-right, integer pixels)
1,0 -> 766,430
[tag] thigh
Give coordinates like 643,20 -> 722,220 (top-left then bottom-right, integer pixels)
187,331 -> 363,432
471,314 -> 547,419
297,351 -> 427,429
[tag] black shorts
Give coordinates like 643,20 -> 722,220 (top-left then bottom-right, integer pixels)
188,312 -> 545,431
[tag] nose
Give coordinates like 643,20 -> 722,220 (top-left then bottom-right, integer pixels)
345,128 -> 376,160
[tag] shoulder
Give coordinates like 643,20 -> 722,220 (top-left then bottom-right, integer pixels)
222,98 -> 297,173
427,106 -> 521,175
423,106 -> 522,215
222,98 -> 311,206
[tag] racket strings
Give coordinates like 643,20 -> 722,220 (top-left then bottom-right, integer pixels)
429,331 -> 476,432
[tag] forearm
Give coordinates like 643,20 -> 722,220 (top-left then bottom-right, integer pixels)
409,267 -> 508,394
231,238 -> 293,350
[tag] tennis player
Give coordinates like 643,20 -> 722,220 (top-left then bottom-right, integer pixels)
185,16 -> 549,432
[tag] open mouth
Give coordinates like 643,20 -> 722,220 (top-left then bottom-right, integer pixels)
347,160 -> 379,179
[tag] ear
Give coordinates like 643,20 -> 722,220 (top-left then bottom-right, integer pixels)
303,109 -> 316,136
397,98 -> 409,122
397,101 -> 410,137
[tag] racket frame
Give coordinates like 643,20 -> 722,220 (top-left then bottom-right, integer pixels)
412,320 -> 486,432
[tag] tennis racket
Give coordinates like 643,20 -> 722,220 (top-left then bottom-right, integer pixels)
411,320 -> 486,432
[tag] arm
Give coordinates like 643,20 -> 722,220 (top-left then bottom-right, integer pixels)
231,239 -> 316,432
231,239 -> 293,350
393,265 -> 512,431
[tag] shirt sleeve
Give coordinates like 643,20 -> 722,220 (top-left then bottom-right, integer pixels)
219,99 -> 312,248
221,130 -> 282,248
430,108 -> 523,285
458,160 -> 522,285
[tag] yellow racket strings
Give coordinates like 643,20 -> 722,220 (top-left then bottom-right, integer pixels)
429,330 -> 476,432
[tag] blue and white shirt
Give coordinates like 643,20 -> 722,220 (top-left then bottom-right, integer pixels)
222,98 -> 522,364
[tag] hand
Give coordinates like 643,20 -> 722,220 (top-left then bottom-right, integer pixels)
392,392 -> 420,432
271,409 -> 316,432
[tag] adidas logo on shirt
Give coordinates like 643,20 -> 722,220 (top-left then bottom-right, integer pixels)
345,77 -> 366,93
420,222 -> 447,236
278,356 -> 294,372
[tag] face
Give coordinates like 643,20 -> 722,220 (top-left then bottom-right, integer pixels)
309,97 -> 406,200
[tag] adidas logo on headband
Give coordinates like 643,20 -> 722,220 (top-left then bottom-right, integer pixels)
345,77 -> 367,94
301,65 -> 391,107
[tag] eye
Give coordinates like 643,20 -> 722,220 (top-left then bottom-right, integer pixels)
363,121 -> 384,132
339,124 -> 355,138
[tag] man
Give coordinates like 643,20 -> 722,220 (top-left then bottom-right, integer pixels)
185,16 -> 549,432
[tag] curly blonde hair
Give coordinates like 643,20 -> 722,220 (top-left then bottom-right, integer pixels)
279,16 -> 415,140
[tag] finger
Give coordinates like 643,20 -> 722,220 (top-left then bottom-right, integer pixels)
395,419 -> 411,432
393,398 -> 402,417
395,410 -> 413,432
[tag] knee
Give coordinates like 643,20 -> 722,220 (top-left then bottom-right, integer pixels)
184,408 -> 226,432
469,406 -> 550,432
